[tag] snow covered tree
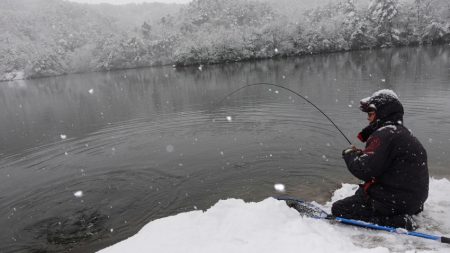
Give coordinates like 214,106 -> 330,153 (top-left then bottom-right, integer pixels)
422,21 -> 448,44
184,0 -> 274,28
1,0 -> 450,80
413,0 -> 433,36
369,0 -> 399,26
368,0 -> 399,45
141,22 -> 152,39
340,0 -> 357,18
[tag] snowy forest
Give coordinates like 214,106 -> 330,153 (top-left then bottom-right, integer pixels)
1,0 -> 449,81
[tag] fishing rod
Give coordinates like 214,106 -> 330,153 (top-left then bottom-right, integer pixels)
217,82 -> 352,145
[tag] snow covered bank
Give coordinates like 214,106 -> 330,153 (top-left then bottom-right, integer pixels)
0,71 -> 24,82
98,178 -> 450,253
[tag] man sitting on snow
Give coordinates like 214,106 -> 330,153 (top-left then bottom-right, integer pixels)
332,89 -> 429,230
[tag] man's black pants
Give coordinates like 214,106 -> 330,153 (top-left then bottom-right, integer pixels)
331,187 -> 419,230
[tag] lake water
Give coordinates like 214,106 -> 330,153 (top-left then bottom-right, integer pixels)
1,45 -> 449,252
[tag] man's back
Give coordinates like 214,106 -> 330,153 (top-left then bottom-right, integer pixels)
368,124 -> 429,213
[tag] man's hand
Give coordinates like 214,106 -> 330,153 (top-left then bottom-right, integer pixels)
342,145 -> 362,156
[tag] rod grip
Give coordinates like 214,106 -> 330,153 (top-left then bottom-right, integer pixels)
442,236 -> 450,244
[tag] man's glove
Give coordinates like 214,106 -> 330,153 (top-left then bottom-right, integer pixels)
342,145 -> 362,156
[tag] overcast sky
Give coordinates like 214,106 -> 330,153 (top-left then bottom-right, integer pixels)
67,0 -> 192,4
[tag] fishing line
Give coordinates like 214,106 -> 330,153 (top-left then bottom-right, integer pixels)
216,82 -> 352,145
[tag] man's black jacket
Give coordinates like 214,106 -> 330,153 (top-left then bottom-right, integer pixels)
343,124 -> 429,214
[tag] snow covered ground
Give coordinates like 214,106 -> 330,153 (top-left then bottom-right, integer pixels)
98,178 -> 450,253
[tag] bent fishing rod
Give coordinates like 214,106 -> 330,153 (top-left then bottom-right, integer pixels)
216,82 -> 352,145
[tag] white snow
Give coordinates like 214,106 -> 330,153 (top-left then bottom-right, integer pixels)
73,191 -> 83,198
371,89 -> 399,99
377,125 -> 397,132
2,71 -> 24,81
98,178 -> 450,253
68,0 -> 192,5
60,134 -> 67,140
274,183 -> 285,193
361,89 -> 399,104
166,145 -> 174,153
360,96 -> 371,103
89,89 -> 94,94
226,116 -> 232,122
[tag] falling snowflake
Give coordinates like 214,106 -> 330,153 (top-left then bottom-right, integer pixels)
226,116 -> 232,122
60,134 -> 67,140
274,183 -> 285,192
88,89 -> 94,94
74,191 -> 83,198
166,145 -> 174,153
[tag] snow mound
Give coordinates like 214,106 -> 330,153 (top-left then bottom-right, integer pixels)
98,178 -> 450,253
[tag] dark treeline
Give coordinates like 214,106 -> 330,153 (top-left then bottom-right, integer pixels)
1,0 -> 449,81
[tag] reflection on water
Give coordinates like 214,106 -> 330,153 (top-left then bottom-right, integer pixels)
0,45 -> 449,252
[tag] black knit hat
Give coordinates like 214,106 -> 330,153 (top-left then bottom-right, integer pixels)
359,89 -> 404,121
357,90 -> 404,142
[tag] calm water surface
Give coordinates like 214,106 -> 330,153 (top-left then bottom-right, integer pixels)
1,45 -> 449,252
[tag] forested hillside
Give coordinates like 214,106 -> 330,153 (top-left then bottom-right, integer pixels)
1,0 -> 449,81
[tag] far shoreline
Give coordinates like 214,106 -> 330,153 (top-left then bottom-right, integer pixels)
2,43 -> 448,83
